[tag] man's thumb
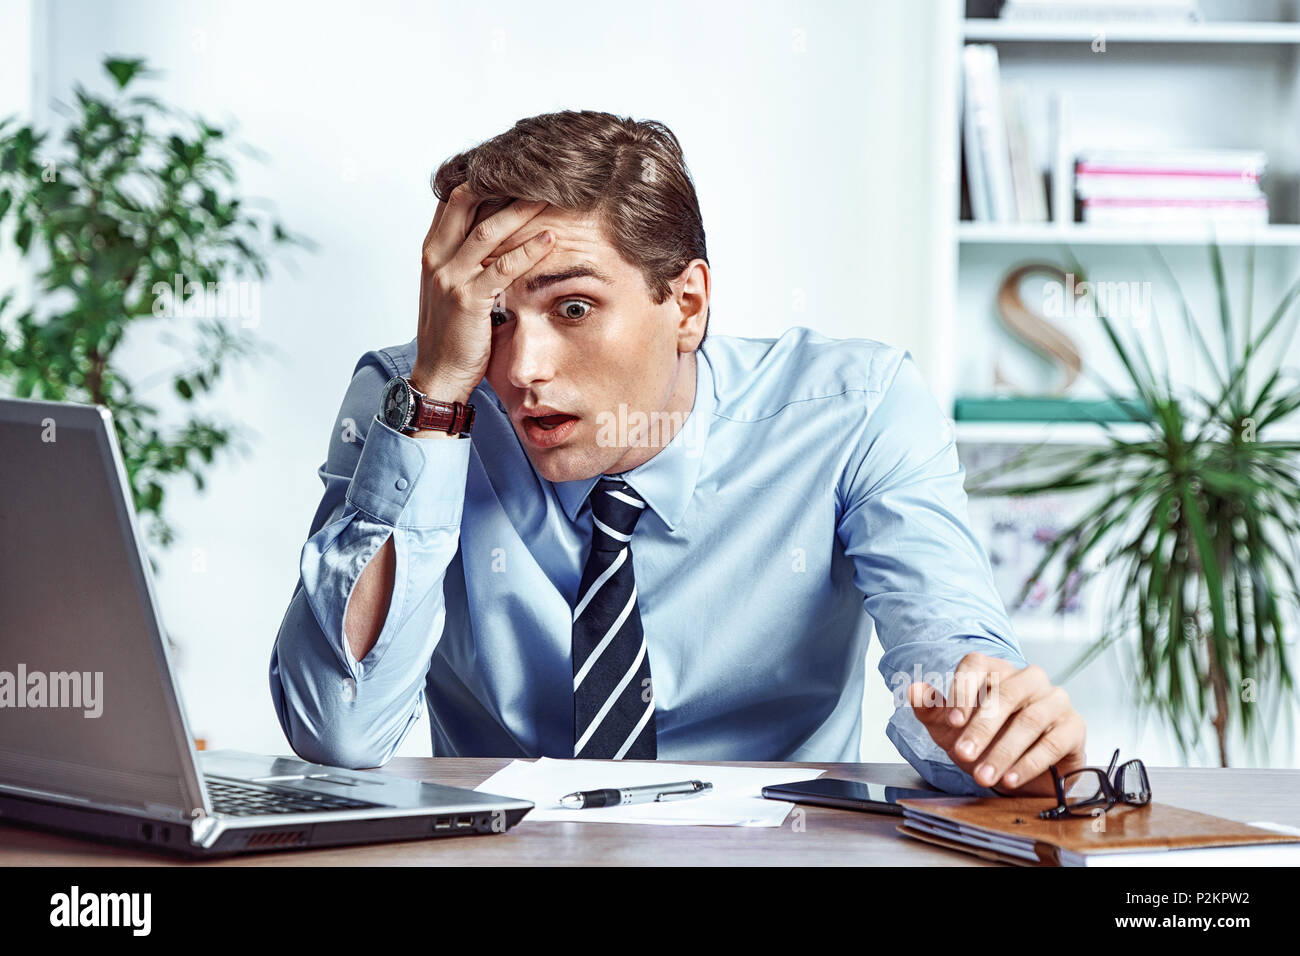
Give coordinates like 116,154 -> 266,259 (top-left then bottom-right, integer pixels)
908,680 -> 947,724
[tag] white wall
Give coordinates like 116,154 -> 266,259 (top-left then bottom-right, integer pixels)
20,0 -> 948,759
0,0 -> 33,316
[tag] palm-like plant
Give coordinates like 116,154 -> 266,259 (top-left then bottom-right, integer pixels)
970,244 -> 1300,767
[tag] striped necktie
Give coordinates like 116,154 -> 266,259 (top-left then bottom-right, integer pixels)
571,477 -> 657,759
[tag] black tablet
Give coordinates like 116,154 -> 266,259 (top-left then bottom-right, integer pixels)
760,777 -> 949,816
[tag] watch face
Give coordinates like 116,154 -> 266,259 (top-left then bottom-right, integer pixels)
381,377 -> 412,430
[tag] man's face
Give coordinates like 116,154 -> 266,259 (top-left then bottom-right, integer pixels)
477,204 -> 704,483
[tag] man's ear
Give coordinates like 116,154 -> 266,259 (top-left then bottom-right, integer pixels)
673,258 -> 710,352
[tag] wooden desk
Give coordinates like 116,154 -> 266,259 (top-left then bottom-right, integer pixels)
2,760 -> 1297,866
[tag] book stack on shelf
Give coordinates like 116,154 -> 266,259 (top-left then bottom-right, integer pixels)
1077,148 -> 1269,226
962,43 -> 1053,223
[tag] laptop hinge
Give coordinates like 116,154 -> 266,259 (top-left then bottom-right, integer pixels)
190,815 -> 221,849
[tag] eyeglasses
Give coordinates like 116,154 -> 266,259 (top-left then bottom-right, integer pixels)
1038,748 -> 1151,820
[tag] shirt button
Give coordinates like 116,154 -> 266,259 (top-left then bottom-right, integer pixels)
395,477 -> 409,491
341,677 -> 357,703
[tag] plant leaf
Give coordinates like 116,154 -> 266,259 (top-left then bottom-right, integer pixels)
104,57 -> 147,90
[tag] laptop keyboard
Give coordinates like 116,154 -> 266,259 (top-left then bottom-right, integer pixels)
205,777 -> 385,817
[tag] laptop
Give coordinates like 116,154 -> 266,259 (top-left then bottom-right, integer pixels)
0,396 -> 532,857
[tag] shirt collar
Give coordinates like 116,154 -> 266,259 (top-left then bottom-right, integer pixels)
553,349 -> 714,533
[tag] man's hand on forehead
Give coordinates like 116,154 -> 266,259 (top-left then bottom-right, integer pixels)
472,197 -> 553,270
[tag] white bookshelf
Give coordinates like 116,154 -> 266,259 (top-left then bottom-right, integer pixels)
954,419 -> 1151,444
938,0 -> 1300,423
962,18 -> 1300,43
936,0 -> 1300,658
957,220 -> 1300,245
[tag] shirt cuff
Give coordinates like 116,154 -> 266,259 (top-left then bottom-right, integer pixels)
885,717 -> 1002,796
344,416 -> 471,529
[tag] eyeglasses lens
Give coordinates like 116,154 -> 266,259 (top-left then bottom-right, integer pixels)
1115,760 -> 1150,805
1060,768 -> 1108,811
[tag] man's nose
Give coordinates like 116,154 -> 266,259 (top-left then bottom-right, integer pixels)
506,313 -> 558,389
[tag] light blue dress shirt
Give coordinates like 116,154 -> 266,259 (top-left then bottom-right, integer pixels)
269,327 -> 1028,794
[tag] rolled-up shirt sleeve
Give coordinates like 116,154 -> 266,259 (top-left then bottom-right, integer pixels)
836,351 -> 1028,795
269,353 -> 471,768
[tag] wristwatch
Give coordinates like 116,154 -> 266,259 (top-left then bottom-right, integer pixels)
379,375 -> 476,437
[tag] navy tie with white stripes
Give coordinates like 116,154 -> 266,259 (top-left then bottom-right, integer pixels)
571,477 -> 657,759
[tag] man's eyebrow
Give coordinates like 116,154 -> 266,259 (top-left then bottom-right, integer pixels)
521,265 -> 614,295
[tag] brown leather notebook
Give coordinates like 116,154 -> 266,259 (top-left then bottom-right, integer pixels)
896,796 -> 1300,866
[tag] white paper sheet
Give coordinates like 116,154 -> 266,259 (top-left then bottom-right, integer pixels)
474,757 -> 825,826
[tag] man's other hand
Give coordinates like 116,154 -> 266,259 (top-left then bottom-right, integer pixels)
908,652 -> 1087,796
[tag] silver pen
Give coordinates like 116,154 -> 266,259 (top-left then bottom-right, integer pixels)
558,779 -> 713,809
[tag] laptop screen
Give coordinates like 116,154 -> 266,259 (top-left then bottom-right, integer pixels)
0,400 -> 204,819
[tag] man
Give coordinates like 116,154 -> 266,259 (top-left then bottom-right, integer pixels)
269,110 -> 1087,795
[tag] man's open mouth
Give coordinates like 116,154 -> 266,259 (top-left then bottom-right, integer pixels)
528,414 -> 578,430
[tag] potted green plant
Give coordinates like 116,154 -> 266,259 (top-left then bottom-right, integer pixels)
970,245 -> 1300,768
0,56 -> 308,551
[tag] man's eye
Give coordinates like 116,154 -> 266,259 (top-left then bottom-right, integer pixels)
557,300 -> 591,321
491,301 -> 591,328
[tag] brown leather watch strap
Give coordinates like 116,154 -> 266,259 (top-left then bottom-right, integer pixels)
411,394 -> 475,436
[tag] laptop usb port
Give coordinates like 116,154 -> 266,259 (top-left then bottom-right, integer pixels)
434,817 -> 452,829
455,816 -> 474,828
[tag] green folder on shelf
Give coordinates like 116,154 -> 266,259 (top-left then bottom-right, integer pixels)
953,396 -> 1152,423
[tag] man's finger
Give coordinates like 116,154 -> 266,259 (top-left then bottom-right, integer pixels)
466,228 -> 557,303
428,188 -> 456,240
907,681 -> 964,750
477,223 -> 538,270
952,664 -> 1048,765
425,182 -> 474,243
907,681 -> 950,723
1000,711 -> 1087,790
968,684 -> 1066,787
423,182 -> 488,266
446,198 -> 550,279
463,196 -> 549,269
945,654 -> 996,729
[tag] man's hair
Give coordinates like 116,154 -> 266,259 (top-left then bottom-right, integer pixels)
431,110 -> 710,344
